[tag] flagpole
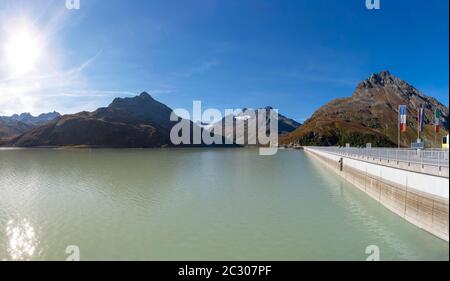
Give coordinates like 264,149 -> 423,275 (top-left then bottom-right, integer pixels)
435,131 -> 437,148
435,109 -> 437,148
398,105 -> 400,149
417,106 -> 420,143
435,109 -> 439,149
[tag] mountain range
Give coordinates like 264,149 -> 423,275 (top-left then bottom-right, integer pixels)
0,71 -> 448,148
1,93 -> 300,148
208,107 -> 300,145
0,111 -> 60,140
5,93 -> 183,147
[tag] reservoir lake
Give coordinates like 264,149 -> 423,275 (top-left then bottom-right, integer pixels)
0,148 -> 448,261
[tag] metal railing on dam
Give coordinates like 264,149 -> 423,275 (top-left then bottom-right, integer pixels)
308,147 -> 449,177
310,147 -> 449,167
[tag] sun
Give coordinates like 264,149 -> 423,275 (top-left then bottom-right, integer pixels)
4,26 -> 42,76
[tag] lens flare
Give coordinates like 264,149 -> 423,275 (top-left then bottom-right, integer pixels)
3,25 -> 42,76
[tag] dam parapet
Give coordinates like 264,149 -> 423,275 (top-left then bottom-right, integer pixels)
305,147 -> 449,242
310,147 -> 449,177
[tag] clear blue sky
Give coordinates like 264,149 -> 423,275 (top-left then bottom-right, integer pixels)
0,0 -> 448,121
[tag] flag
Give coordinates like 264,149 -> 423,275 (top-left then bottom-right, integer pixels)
435,109 -> 441,133
399,105 -> 407,132
418,106 -> 425,132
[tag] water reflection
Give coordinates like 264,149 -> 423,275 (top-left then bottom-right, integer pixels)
5,219 -> 38,261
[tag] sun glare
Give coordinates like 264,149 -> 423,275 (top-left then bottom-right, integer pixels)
4,26 -> 42,76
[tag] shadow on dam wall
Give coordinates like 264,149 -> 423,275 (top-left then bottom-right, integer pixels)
305,148 -> 449,242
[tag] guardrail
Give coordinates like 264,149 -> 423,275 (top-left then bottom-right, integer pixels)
309,147 -> 450,168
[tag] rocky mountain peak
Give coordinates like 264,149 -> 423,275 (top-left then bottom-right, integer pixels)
354,70 -> 426,100
38,111 -> 61,119
109,92 -> 154,109
139,91 -> 153,99
357,70 -> 402,89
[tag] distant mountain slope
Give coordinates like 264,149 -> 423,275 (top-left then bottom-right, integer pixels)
5,111 -> 61,125
0,119 -> 34,139
208,107 -> 300,144
0,111 -> 60,139
275,110 -> 301,135
281,71 -> 449,147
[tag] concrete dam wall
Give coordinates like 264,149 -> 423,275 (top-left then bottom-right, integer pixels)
304,147 -> 449,242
